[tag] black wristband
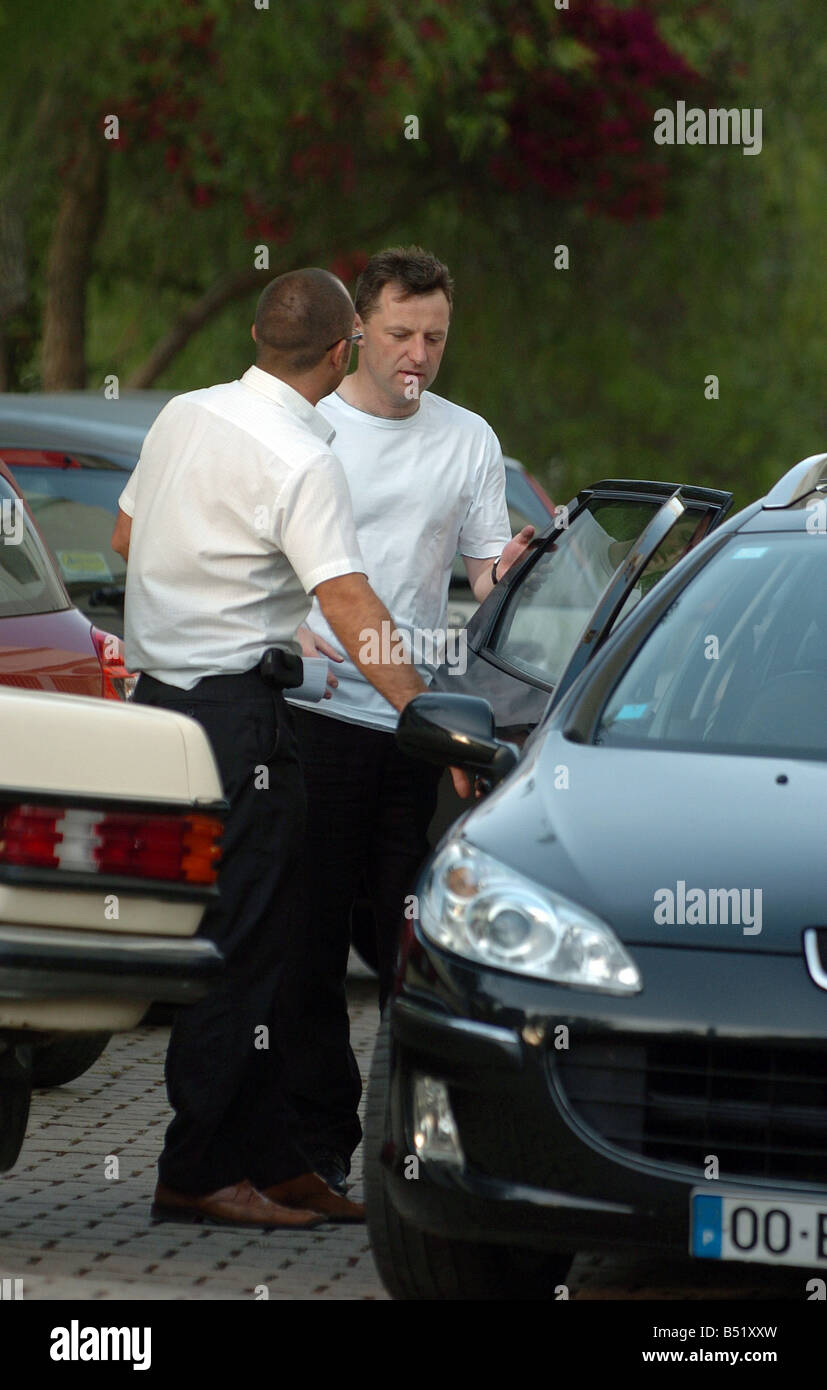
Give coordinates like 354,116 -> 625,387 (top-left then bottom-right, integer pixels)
491,556 -> 501,585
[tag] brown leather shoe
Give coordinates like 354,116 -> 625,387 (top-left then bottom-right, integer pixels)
262,1172 -> 365,1223
151,1178 -> 326,1229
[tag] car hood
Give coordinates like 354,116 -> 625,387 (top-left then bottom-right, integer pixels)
462,734 -> 825,954
0,685 -> 222,805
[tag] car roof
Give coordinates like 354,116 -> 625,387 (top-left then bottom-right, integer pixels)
0,392 -> 531,475
0,391 -> 176,463
762,453 -> 827,509
732,452 -> 827,535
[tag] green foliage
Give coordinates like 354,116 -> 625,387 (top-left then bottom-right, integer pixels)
2,0 -> 824,515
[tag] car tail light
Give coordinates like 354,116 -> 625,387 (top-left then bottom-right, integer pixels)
95,813 -> 223,883
0,449 -> 82,469
91,627 -> 138,701
0,805 -> 63,868
0,804 -> 222,885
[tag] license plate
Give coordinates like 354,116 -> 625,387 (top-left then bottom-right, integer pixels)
691,1189 -> 827,1267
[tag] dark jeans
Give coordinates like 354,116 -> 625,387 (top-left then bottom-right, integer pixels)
276,705 -> 440,1163
133,669 -> 309,1194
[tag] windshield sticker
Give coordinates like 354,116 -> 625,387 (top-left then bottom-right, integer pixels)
731,546 -> 768,559
56,550 -> 113,582
615,703 -> 649,720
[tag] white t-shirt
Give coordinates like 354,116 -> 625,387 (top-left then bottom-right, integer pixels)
119,367 -> 365,690
292,388 -> 511,730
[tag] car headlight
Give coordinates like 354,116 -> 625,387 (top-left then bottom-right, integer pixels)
418,840 -> 642,994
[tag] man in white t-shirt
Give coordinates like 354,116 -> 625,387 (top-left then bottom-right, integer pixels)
280,247 -> 535,1190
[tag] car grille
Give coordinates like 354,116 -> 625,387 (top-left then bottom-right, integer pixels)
554,1038 -> 827,1186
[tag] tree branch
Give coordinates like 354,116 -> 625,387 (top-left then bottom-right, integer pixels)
123,187 -> 454,388
123,267 -> 264,388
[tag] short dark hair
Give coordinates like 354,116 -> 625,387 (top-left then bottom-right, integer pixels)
254,268 -> 353,373
354,246 -> 453,321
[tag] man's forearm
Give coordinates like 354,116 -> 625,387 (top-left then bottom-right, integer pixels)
472,570 -> 496,604
314,574 -> 426,712
465,553 -> 499,604
112,509 -> 132,562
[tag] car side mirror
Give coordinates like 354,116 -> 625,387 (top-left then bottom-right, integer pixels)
396,693 -> 519,784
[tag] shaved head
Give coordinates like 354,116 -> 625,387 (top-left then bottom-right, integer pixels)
254,268 -> 354,374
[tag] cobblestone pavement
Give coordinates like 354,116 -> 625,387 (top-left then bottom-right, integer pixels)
0,961 -> 812,1301
0,964 -> 384,1302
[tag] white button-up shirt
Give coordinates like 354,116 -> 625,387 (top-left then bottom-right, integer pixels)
119,366 -> 365,690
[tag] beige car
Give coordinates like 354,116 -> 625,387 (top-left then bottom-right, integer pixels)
0,685 -> 225,1171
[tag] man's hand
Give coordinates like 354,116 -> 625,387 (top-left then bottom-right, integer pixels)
450,766 -> 472,798
296,623 -> 344,700
465,524 -> 536,603
498,524 -> 535,579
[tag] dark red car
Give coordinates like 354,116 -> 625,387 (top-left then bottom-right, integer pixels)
0,458 -> 132,699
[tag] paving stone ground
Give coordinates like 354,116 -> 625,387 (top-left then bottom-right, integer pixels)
0,959 -> 812,1301
0,962 -> 385,1302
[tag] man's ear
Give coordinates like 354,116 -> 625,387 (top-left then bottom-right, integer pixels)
331,339 -> 350,371
251,324 -> 257,342
354,312 -> 364,333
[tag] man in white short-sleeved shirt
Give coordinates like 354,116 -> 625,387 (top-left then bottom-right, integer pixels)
279,247 -> 535,1189
111,268 -> 428,1230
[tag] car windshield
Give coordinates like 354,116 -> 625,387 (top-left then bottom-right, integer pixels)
0,477 -> 67,617
9,464 -> 129,599
595,534 -> 827,760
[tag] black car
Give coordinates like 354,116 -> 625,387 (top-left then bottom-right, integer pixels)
365,454 -> 827,1299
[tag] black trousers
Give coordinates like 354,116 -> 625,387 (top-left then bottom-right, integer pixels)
133,669 -> 308,1194
276,706 -> 441,1164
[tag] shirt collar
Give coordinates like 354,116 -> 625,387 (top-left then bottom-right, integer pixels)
241,365 -> 336,445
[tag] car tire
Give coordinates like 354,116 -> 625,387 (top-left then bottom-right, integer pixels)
365,1014 -> 573,1300
0,1042 -> 32,1171
31,1033 -> 111,1089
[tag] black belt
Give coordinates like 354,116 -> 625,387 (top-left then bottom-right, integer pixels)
137,649 -> 304,702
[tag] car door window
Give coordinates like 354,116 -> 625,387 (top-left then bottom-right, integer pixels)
611,507 -> 719,627
490,498 -> 664,688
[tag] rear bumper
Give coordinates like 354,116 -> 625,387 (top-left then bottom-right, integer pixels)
0,923 -> 223,1005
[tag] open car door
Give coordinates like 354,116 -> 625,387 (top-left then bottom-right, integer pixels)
431,478 -> 732,741
348,478 -> 733,967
